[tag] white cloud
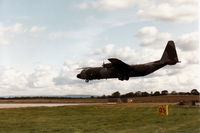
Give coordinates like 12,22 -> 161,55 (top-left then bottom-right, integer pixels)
180,51 -> 199,65
89,44 -> 115,56
0,46 -> 199,96
0,22 -> 46,45
27,65 -> 56,88
0,23 -> 46,34
136,26 -> 172,48
53,61 -> 81,85
92,0 -> 135,10
140,32 -> 172,47
176,32 -> 199,51
135,27 -> 199,70
10,23 -> 25,34
48,31 -> 66,39
0,67 -> 28,92
77,0 -> 136,11
29,26 -> 46,33
137,1 -> 198,23
136,26 -> 158,38
78,0 -> 198,23
48,27 -> 103,43
77,2 -> 89,9
136,27 -> 199,52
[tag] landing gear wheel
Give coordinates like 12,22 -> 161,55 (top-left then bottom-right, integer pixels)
85,79 -> 89,83
118,75 -> 129,81
124,76 -> 129,80
118,77 -> 124,81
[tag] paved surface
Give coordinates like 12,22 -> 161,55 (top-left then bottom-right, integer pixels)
0,103 -> 116,108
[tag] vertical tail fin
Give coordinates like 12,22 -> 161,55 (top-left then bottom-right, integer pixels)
161,40 -> 180,65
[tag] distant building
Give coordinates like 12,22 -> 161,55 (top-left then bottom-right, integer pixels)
108,98 -> 122,103
121,98 -> 134,103
108,98 -> 134,103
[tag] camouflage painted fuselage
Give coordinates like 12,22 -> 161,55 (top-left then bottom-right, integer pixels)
77,60 -> 166,81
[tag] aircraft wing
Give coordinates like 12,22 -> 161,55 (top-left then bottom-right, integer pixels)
108,58 -> 130,70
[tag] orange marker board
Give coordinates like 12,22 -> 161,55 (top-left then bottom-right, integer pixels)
158,105 -> 168,115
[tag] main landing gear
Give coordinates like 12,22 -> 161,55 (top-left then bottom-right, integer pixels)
118,75 -> 129,81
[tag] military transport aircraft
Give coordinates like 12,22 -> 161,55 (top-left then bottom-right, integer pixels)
77,40 -> 180,82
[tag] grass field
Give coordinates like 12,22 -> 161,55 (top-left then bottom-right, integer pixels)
0,104 -> 199,133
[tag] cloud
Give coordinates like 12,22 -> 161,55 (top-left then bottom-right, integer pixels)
48,27 -> 104,46
77,2 -> 89,9
0,22 -> 46,45
91,0 -> 135,10
53,61 -> 81,85
140,33 -> 172,48
89,44 -> 115,56
136,26 -> 199,52
136,26 -> 158,38
0,67 -> 28,93
0,23 -> 46,34
0,24 -> 198,96
77,0 -> 136,11
137,1 -> 198,23
78,0 -> 135,11
29,26 -> 46,33
27,65 -> 56,88
78,0 -> 198,23
135,26 -> 199,70
136,26 -> 172,48
0,47 -> 199,96
176,32 -> 199,51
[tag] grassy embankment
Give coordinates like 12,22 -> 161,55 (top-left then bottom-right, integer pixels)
0,104 -> 199,133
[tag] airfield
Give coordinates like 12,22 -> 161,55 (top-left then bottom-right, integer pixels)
0,95 -> 199,133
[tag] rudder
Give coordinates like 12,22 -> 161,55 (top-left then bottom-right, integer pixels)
161,40 -> 179,65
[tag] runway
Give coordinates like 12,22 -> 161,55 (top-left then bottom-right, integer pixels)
0,103 -> 116,108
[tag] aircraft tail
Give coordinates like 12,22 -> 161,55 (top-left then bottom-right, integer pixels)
160,40 -> 180,65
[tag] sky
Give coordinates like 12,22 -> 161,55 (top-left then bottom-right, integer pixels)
0,0 -> 199,96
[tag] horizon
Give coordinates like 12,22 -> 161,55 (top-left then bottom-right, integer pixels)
0,88 -> 198,98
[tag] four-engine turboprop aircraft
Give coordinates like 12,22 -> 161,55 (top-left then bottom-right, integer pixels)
77,40 -> 180,82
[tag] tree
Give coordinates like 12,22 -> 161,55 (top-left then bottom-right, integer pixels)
135,91 -> 142,97
111,91 -> 120,98
171,91 -> 177,95
161,90 -> 168,95
101,95 -> 106,99
191,89 -> 199,95
154,91 -> 160,96
141,92 -> 149,97
124,92 -> 135,98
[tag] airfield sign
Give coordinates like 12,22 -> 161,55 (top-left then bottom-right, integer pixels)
158,105 -> 168,115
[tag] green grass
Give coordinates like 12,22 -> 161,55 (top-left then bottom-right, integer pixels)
0,104 -> 199,133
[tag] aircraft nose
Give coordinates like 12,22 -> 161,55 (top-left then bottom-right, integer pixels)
77,74 -> 81,79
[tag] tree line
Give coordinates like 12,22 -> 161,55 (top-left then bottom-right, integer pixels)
98,89 -> 199,98
0,89 -> 199,99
